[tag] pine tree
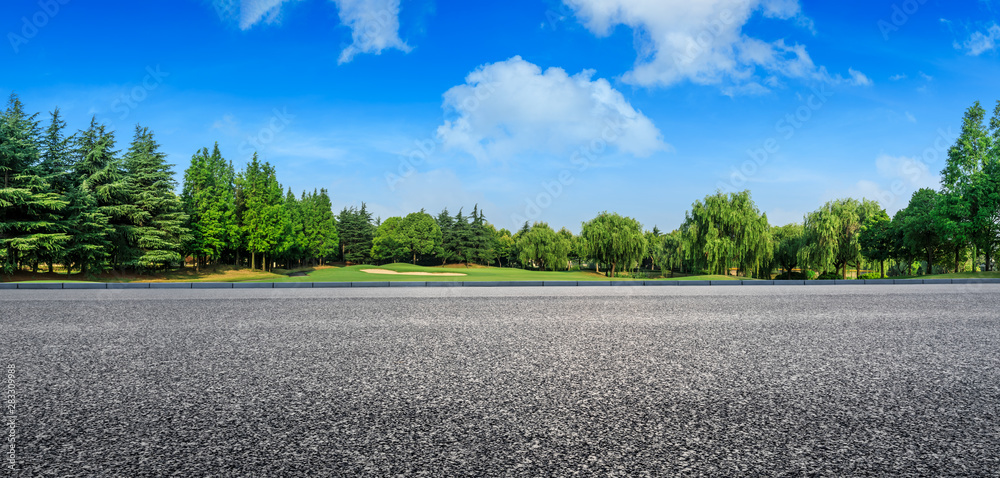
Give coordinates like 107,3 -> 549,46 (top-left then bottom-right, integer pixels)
338,203 -> 374,264
35,108 -> 76,272
75,118 -> 138,271
123,126 -> 188,270
0,94 -> 69,274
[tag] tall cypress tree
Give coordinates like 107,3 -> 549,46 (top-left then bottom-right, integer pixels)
302,188 -> 338,265
0,94 -> 68,274
241,154 -> 284,270
183,144 -> 238,270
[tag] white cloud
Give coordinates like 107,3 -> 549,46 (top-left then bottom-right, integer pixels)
848,68 -> 872,86
211,0 -> 296,30
436,56 -> 669,162
832,154 -> 941,212
211,0 -> 409,63
562,0 -> 859,92
889,73 -> 907,81
904,111 -> 916,123
956,23 -> 1000,55
334,0 -> 410,64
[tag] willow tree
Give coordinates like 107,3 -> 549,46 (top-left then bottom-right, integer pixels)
799,198 -> 885,278
580,211 -> 647,277
682,191 -> 772,278
516,222 -> 569,271
772,223 -> 804,278
653,229 -> 687,276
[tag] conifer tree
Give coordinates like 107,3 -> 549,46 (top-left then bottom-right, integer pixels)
123,126 -> 188,270
0,94 -> 68,274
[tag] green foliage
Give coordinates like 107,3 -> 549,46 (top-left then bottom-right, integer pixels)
682,190 -> 772,278
371,216 -> 407,262
581,211 -> 647,276
516,222 -> 570,271
0,94 -> 70,274
182,144 -> 238,266
859,272 -> 882,280
399,211 -> 442,264
799,198 -> 884,279
239,154 -> 284,269
338,203 -> 375,263
772,223 -> 804,276
123,126 -> 188,269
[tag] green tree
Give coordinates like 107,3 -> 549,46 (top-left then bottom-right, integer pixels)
682,191 -> 772,278
371,216 -> 406,263
122,126 -> 188,270
302,188 -> 339,265
772,223 -> 804,278
182,144 -> 238,270
517,222 -> 569,271
580,212 -> 647,277
941,100 -> 999,271
654,229 -> 687,275
494,227 -> 515,267
898,189 -> 942,275
240,154 -> 284,270
399,211 -> 442,264
799,198 -> 882,279
338,203 -> 375,264
859,211 -> 892,277
0,94 -> 68,274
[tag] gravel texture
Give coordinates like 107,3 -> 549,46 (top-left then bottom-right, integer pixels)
2,286 -> 999,476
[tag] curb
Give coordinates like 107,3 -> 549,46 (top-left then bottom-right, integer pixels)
4,278 -> 998,289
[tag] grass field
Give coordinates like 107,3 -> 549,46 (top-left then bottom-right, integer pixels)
5,262 -> 1000,283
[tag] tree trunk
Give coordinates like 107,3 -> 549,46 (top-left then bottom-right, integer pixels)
880,260 -> 885,279
955,246 -> 960,274
251,252 -> 256,271
987,244 -> 992,272
927,251 -> 933,276
611,262 -> 616,278
413,252 -> 416,265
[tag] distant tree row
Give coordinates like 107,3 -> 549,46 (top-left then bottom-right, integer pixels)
2,94 -> 997,278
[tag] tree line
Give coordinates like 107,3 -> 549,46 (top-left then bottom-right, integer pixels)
1,94 -> 998,278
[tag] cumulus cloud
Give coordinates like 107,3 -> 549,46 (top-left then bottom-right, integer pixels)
563,0 -> 863,92
333,0 -> 410,64
955,23 -> 1000,55
834,154 -> 941,212
436,56 -> 669,162
211,0 -> 409,63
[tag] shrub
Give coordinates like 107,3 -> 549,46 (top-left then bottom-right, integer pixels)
817,272 -> 842,280
859,272 -> 882,280
774,270 -> 817,280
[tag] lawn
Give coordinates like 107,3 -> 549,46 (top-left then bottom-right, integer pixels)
269,263 -> 640,282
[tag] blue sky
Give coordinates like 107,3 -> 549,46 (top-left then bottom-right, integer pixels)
4,0 -> 1000,233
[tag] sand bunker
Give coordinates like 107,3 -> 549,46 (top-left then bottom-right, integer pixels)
361,268 -> 467,276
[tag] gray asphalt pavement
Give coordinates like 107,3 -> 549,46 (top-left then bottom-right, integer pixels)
2,286 -> 999,476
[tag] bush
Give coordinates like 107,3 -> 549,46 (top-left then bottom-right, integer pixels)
773,270 -> 817,280
817,272 -> 842,280
859,272 -> 882,280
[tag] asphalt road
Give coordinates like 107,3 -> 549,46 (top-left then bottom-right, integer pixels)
2,286 -> 999,476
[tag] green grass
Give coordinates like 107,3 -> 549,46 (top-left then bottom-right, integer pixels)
265,263 -> 757,282
268,263 -> 628,282
881,271 -> 1000,280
